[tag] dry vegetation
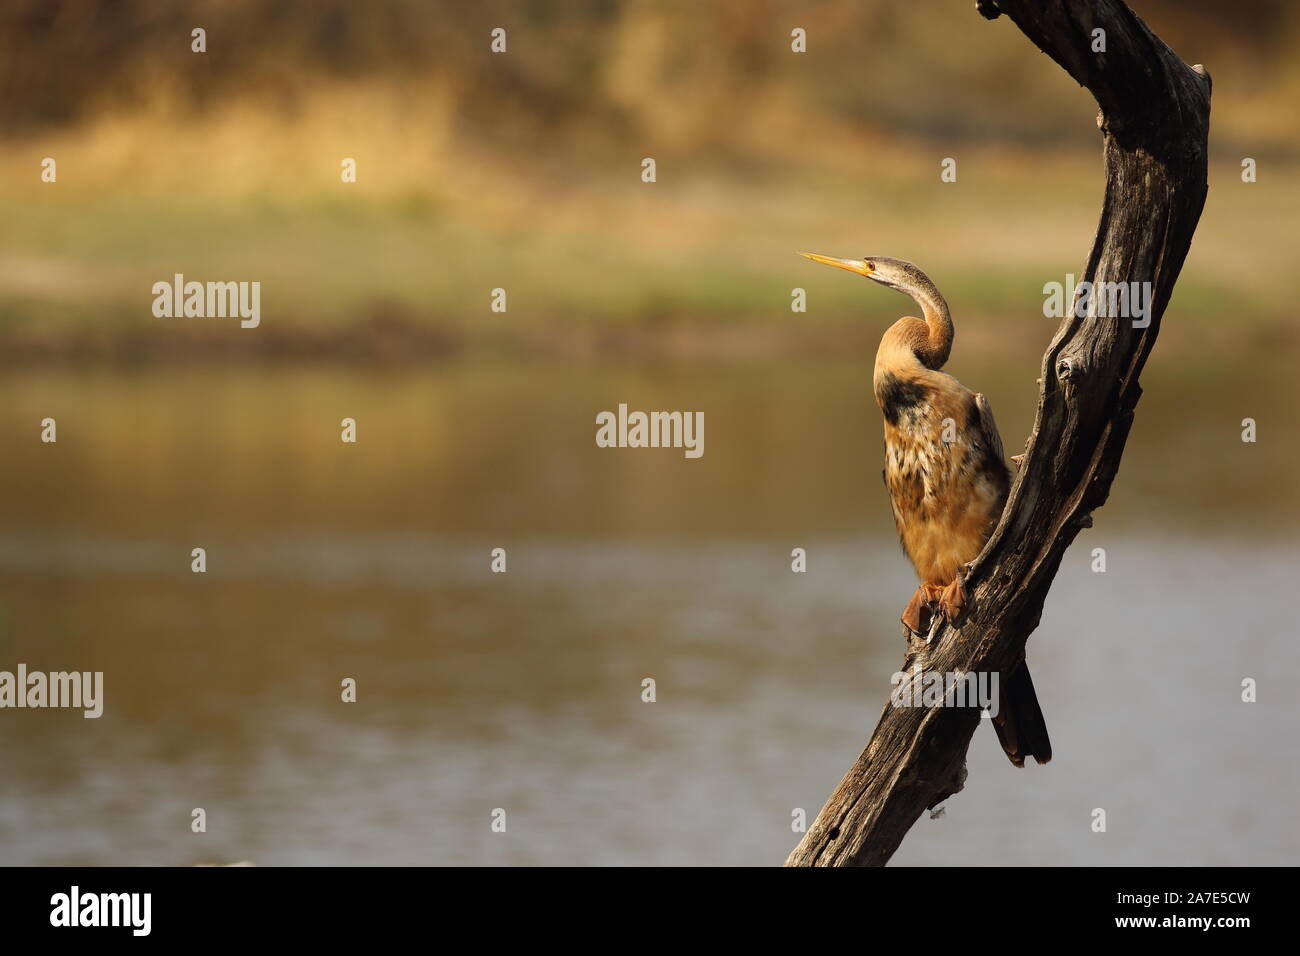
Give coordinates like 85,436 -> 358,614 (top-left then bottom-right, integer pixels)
0,0 -> 1296,361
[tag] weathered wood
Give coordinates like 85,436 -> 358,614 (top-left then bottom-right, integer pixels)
786,0 -> 1210,867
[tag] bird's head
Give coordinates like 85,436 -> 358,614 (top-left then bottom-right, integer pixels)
798,252 -> 918,293
798,251 -> 953,368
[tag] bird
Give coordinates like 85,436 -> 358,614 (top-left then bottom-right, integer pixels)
800,251 -> 1051,767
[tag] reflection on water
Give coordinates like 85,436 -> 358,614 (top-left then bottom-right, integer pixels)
0,361 -> 1296,865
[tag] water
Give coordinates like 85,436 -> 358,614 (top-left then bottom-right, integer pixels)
0,361 -> 1296,865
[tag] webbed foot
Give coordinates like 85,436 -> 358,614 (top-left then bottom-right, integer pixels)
939,576 -> 968,624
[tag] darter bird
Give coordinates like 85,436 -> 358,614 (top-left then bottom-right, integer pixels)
801,252 -> 1051,767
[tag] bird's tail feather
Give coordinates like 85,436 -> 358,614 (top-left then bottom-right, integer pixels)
991,661 -> 1052,767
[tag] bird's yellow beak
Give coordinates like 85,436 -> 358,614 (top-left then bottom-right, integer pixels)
799,252 -> 873,276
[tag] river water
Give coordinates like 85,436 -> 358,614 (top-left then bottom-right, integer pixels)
0,360 -> 1295,865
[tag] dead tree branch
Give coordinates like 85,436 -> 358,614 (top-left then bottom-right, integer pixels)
786,0 -> 1210,867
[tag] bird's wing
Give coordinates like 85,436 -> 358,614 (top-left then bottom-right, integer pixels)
973,392 -> 1006,464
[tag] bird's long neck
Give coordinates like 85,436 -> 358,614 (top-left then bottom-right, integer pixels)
904,277 -> 953,369
873,274 -> 953,392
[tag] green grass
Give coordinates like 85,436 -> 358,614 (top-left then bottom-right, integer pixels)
0,148 -> 1293,362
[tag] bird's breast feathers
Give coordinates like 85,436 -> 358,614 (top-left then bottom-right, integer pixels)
875,371 -> 1010,585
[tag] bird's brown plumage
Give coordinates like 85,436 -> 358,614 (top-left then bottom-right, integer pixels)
862,263 -> 1011,593
801,251 -> 1051,767
874,342 -> 1009,589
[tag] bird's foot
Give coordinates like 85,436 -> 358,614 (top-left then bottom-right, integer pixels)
939,576 -> 968,624
901,587 -> 930,636
902,584 -> 944,637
